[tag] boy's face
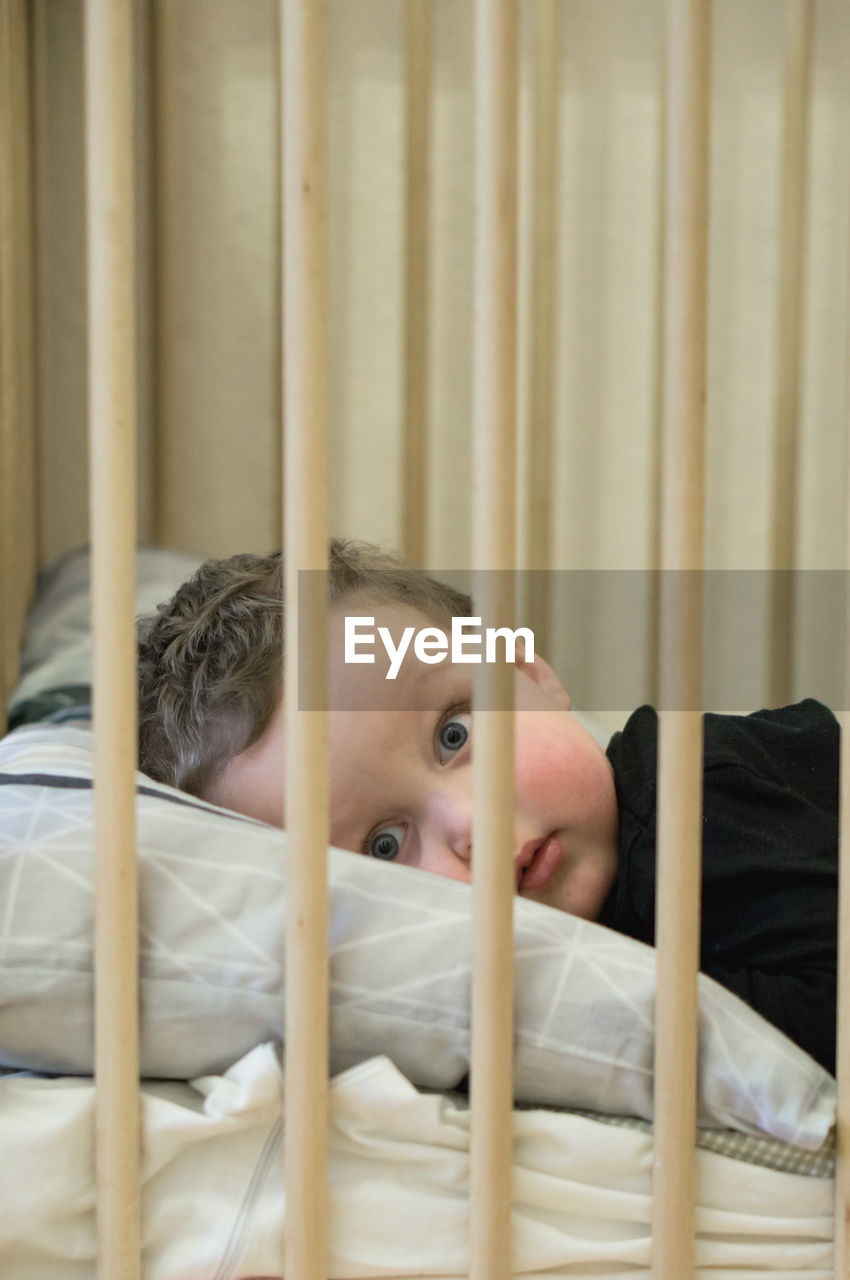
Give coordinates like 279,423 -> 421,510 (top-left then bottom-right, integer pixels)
207,602 -> 620,920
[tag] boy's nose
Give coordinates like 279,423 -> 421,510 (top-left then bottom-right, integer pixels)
426,783 -> 473,864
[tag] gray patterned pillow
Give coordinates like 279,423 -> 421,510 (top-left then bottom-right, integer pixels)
0,722 -> 835,1149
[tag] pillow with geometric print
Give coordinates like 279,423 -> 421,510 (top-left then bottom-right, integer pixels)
0,721 -> 835,1151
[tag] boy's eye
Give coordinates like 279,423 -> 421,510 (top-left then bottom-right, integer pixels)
366,824 -> 405,860
437,709 -> 471,763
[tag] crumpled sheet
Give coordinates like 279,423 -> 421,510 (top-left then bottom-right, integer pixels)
0,1044 -> 834,1279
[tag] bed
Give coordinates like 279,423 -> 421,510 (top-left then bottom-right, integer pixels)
0,1052 -> 838,1278
0,548 -> 840,1277
1,1 -> 849,1277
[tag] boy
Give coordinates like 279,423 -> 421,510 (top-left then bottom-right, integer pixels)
138,540 -> 838,1074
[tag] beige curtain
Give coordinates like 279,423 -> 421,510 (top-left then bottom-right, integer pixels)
30,0 -> 850,718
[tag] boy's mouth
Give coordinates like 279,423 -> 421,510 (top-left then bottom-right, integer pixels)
516,833 -> 565,893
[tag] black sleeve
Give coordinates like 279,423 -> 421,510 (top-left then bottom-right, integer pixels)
604,700 -> 839,1074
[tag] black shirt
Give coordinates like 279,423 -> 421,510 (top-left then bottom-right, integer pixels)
599,700 -> 838,1074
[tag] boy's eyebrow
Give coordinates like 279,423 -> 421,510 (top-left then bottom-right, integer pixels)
404,658 -> 471,709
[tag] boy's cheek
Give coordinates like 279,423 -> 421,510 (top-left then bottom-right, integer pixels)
514,727 -> 610,822
514,737 -> 569,808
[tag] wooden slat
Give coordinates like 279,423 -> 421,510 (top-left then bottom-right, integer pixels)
768,0 -> 814,705
652,2 -> 711,1277
281,2 -> 329,1278
83,1 -> 141,1276
470,3 -> 518,1278
0,0 -> 37,733
401,0 -> 433,565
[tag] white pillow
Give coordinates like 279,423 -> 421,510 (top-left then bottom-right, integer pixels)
0,723 -> 836,1148
7,545 -> 203,714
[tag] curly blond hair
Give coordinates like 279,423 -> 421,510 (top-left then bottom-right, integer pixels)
137,538 -> 471,796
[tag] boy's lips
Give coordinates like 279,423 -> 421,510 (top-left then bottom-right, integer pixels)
516,833 -> 565,893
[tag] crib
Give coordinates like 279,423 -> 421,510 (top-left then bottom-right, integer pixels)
1,1 -> 849,1277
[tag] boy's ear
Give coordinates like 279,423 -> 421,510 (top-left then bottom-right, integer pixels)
515,642 -> 572,710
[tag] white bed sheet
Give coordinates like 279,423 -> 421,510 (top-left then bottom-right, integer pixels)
0,1046 -> 834,1279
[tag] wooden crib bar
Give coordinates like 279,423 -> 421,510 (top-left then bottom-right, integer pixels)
652,0 -> 711,1275
281,1 -> 330,1277
83,0 -> 142,1275
470,2 -> 519,1275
